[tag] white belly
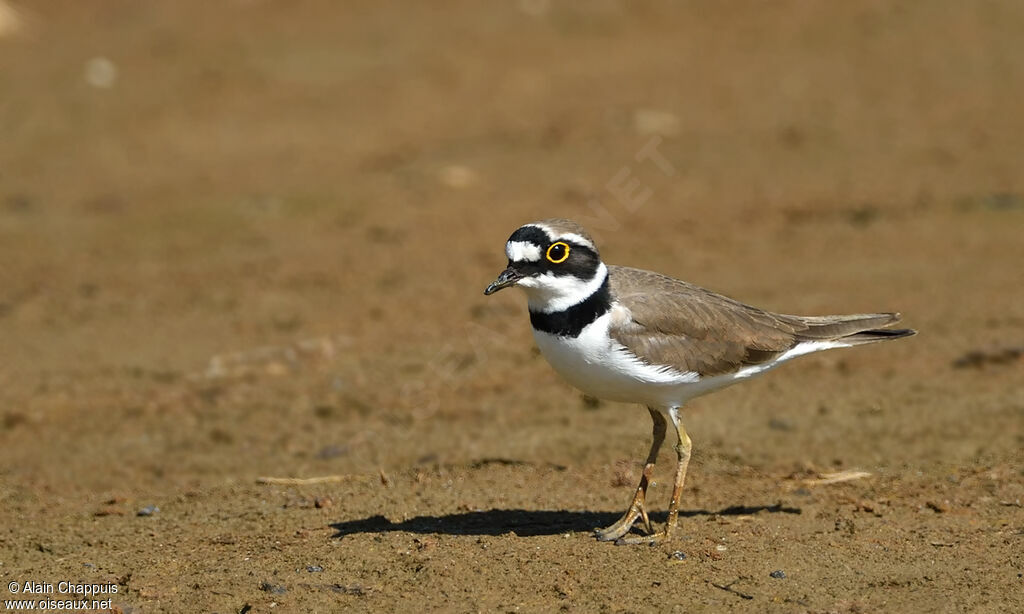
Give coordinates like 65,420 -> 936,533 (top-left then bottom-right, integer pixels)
532,312 -> 703,408
532,311 -> 843,409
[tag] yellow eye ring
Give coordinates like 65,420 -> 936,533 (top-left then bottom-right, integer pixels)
546,241 -> 570,264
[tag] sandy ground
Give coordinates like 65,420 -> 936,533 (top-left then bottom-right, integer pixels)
1,1 -> 1023,612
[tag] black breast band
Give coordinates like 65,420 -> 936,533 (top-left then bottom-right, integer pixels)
529,275 -> 612,337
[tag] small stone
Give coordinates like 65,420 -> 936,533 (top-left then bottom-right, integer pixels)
259,582 -> 287,595
314,497 -> 333,509
306,565 -> 324,573
669,551 -> 687,561
137,505 -> 159,517
84,57 -> 118,89
770,570 -> 787,579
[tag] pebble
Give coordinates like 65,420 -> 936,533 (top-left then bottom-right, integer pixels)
669,551 -> 687,561
259,582 -> 287,595
137,505 -> 159,517
84,57 -> 118,89
306,565 -> 324,573
770,570 -> 787,579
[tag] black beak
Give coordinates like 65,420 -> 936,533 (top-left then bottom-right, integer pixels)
484,267 -> 522,295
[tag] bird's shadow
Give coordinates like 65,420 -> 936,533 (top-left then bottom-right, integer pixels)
330,504 -> 800,539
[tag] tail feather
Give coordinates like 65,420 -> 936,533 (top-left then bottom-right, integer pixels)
794,312 -> 917,344
841,327 -> 917,346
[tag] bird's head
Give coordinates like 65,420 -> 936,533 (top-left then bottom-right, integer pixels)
484,219 -> 607,312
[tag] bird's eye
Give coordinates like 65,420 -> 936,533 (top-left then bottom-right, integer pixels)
546,242 -> 570,264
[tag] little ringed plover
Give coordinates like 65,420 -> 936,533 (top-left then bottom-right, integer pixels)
484,218 -> 915,545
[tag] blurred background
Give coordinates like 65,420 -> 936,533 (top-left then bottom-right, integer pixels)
1,1 -> 1021,612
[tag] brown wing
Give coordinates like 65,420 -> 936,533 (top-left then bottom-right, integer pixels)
607,266 -> 904,377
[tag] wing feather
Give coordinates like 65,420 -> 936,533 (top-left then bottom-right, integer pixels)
607,266 -> 904,377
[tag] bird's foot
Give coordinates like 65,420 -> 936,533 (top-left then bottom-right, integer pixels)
594,517 -> 636,542
614,528 -> 671,546
595,500 -> 662,542
594,507 -> 645,542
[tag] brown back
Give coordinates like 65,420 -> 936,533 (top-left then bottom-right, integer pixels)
607,266 -> 903,377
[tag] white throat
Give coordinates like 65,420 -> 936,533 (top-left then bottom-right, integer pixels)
520,262 -> 608,314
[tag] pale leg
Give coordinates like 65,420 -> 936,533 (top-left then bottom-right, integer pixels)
615,406 -> 692,545
594,407 -> 667,542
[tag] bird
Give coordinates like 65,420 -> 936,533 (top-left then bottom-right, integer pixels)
483,218 -> 915,545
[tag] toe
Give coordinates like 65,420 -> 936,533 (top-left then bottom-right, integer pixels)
614,530 -> 669,546
594,525 -> 630,541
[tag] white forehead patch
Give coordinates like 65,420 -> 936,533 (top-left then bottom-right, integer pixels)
506,240 -> 542,262
527,224 -> 596,251
557,232 -> 596,251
